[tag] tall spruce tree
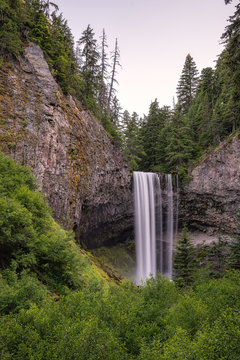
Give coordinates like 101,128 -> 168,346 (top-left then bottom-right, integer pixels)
221,2 -> 240,132
122,111 -> 144,170
0,0 -> 26,55
99,28 -> 109,114
49,12 -> 77,93
186,67 -> 215,148
155,120 -> 172,173
210,51 -> 236,143
165,110 -> 196,176
174,226 -> 197,287
110,96 -> 122,127
77,25 -> 100,110
176,54 -> 199,114
139,100 -> 171,171
107,38 -> 121,117
228,236 -> 240,270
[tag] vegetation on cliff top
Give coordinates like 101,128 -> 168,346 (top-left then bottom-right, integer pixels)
121,1 -> 240,178
0,0 -> 122,143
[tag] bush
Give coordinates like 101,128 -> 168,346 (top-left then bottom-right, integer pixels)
0,269 -> 48,315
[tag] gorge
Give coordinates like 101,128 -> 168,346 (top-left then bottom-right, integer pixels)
2,1 -> 240,359
0,42 -> 240,255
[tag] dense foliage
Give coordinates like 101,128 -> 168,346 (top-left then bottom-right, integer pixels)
0,152 -> 240,359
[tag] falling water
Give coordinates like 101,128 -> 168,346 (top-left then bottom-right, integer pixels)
134,171 -> 177,284
134,172 -> 156,283
165,174 -> 173,279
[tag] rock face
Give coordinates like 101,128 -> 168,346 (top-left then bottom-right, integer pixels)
180,134 -> 240,235
0,43 -> 133,248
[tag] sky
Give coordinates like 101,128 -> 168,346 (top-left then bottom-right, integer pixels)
54,0 -> 237,117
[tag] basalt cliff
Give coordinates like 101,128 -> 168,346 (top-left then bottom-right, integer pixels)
1,43 -> 240,247
0,43 -> 133,248
180,134 -> 240,237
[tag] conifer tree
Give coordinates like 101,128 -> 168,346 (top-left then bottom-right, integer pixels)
186,67 -> 215,148
107,38 -> 121,117
165,110 -> 196,176
122,111 -> 144,170
110,96 -> 122,127
77,25 -> 100,109
228,235 -> 240,270
48,12 -> 77,93
0,0 -> 25,55
139,100 -> 171,171
155,121 -> 172,174
99,28 -> 109,113
174,226 -> 197,287
221,2 -> 240,131
176,54 -> 199,114
210,52 -> 236,143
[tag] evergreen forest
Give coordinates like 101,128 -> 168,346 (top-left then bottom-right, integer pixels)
1,0 -> 240,359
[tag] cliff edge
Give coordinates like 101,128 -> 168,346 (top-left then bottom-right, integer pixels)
0,43 -> 133,248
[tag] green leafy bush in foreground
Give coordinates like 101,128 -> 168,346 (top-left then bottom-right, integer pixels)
0,152 -> 90,293
1,152 -> 240,359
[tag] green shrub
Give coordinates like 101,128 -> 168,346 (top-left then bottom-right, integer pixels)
0,269 -> 48,315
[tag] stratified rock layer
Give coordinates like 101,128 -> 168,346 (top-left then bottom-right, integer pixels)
0,43 -> 133,248
180,134 -> 240,235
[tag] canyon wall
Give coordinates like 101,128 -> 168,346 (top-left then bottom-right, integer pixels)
180,134 -> 240,236
0,43 -> 133,248
1,42 -> 240,247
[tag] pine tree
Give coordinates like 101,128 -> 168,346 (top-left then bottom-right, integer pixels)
110,96 -> 122,128
77,25 -> 100,109
0,0 -> 25,55
221,2 -> 240,132
122,111 -> 144,170
186,67 -> 215,148
165,110 -> 196,176
210,51 -> 236,143
155,121 -> 172,174
107,38 -> 121,117
173,226 -> 197,287
139,99 -> 171,171
176,54 -> 199,114
99,28 -> 109,113
228,235 -> 240,270
46,12 -> 77,93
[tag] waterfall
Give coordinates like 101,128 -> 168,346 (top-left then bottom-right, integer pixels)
134,171 -> 178,284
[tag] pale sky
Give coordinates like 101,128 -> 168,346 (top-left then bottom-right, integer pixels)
54,0 -> 236,117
